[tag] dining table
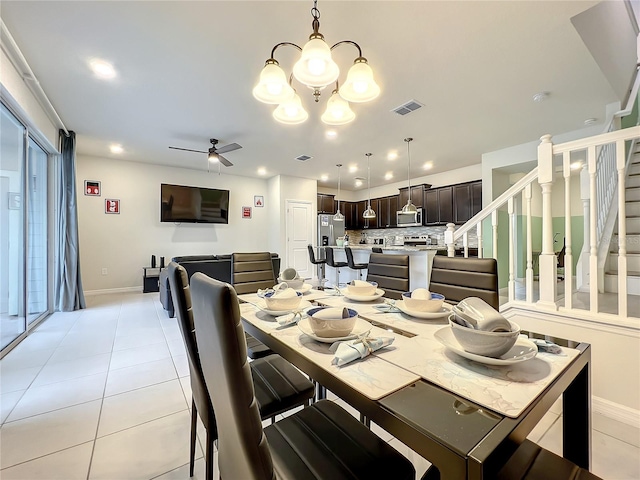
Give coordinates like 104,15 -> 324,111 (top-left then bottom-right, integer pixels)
238,288 -> 592,480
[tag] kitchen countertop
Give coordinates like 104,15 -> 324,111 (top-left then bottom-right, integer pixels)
326,244 -> 446,252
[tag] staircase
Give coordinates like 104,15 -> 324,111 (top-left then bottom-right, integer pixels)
606,157 -> 640,294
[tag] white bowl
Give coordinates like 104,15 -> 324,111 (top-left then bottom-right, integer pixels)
263,291 -> 303,311
277,277 -> 304,289
401,291 -> 445,312
346,281 -> 378,296
452,297 -> 511,332
307,307 -> 358,338
280,268 -> 298,281
449,316 -> 520,358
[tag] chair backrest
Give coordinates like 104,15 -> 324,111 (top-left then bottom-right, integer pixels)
366,253 -> 410,300
231,252 -> 277,295
166,262 -> 216,436
345,246 -> 357,268
429,256 -> 499,309
324,246 -> 337,268
190,273 -> 274,480
307,244 -> 325,264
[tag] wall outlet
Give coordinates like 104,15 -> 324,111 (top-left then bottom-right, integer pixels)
101,268 -> 108,275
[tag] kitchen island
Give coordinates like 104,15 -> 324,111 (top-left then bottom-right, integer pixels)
322,244 -> 445,289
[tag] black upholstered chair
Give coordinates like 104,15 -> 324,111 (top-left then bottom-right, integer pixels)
345,246 -> 368,279
429,256 -> 499,309
307,244 -> 326,283
372,246 -> 383,253
366,253 -> 410,300
167,262 -> 315,480
190,272 -> 416,480
422,439 -> 602,480
231,252 -> 279,359
324,247 -> 347,286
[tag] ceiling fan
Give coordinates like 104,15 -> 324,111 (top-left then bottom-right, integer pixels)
168,138 -> 242,167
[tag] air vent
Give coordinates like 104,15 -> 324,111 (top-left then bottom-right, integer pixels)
391,100 -> 424,116
295,154 -> 313,161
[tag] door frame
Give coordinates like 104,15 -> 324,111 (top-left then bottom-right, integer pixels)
285,199 -> 314,278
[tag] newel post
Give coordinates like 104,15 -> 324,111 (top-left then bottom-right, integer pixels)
445,223 -> 456,257
537,134 -> 558,309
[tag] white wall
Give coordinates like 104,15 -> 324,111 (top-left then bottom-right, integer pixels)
77,155 -> 273,292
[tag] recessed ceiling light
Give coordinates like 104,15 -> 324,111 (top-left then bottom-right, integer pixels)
570,161 -> 583,170
89,59 -> 116,79
532,91 -> 549,102
354,179 -> 363,187
257,167 -> 267,176
326,130 -> 337,138
110,144 -> 123,154
384,172 -> 393,180
423,162 -> 433,170
320,174 -> 329,182
349,165 -> 358,173
387,151 -> 398,161
584,118 -> 597,126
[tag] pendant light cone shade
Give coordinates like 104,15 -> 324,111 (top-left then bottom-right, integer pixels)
333,164 -> 344,221
363,153 -> 376,218
321,92 -> 356,125
339,60 -> 380,103
402,137 -> 417,213
253,61 -> 295,104
273,93 -> 309,124
293,38 -> 340,88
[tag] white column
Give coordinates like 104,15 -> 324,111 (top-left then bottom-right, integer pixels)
445,223 -> 455,257
588,144 -> 599,312
616,139 -> 628,316
524,184 -> 533,303
491,210 -> 498,260
563,151 -> 573,310
537,134 -> 558,308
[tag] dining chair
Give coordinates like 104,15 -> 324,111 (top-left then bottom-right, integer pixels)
324,247 -> 348,286
231,252 -> 279,359
190,272 -> 416,480
167,262 -> 315,480
429,256 -> 499,309
345,246 -> 368,279
366,252 -> 410,300
307,244 -> 327,283
422,439 -> 602,480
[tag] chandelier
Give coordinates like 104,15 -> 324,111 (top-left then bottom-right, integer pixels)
252,0 -> 380,125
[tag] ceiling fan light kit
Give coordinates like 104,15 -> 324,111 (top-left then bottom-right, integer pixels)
253,0 -> 379,126
168,138 -> 241,169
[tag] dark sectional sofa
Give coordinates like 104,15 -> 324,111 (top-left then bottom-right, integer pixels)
159,253 -> 281,317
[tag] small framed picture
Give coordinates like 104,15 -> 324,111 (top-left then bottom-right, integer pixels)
105,199 -> 120,214
85,180 -> 101,196
254,195 -> 264,207
8,192 -> 21,210
242,206 -> 252,219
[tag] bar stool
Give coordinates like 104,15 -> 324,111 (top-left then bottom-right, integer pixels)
345,246 -> 368,279
324,247 -> 347,287
307,244 -> 326,284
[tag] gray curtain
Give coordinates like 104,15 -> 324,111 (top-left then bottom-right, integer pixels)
55,130 -> 85,311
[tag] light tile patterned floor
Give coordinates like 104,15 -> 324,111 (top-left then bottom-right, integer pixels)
0,292 -> 638,479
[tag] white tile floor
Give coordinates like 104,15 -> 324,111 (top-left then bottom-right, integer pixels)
0,292 -> 638,480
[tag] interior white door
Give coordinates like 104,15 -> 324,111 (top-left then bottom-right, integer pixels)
285,200 -> 313,279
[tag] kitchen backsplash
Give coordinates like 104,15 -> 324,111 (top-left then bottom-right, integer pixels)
346,226 -> 478,248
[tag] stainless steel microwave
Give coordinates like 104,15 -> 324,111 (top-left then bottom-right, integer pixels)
396,208 -> 423,227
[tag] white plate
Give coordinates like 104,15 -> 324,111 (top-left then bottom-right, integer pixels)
257,299 -> 312,316
340,288 -> 385,302
295,283 -> 313,294
395,300 -> 452,319
434,327 -> 538,365
297,317 -> 372,343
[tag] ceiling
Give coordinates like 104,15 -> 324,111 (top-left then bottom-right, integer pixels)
1,1 -> 618,191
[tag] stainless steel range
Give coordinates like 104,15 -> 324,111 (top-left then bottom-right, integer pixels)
403,235 -> 430,246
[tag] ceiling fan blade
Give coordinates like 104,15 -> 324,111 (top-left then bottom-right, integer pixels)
168,146 -> 208,154
218,154 -> 233,167
215,142 -> 242,154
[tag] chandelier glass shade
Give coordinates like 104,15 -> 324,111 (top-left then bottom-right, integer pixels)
253,0 -> 379,126
401,137 -> 417,213
272,93 -> 309,125
333,164 -> 345,221
363,153 -> 376,219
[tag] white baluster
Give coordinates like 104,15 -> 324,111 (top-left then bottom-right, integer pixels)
463,232 -> 469,258
477,222 -> 483,259
525,184 -> 533,303
563,151 -> 573,309
445,223 -> 455,257
537,134 -> 558,308
588,144 -> 599,312
492,210 -> 498,260
508,197 -> 515,302
616,139 -> 627,316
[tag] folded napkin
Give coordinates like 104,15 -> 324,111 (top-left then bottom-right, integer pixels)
313,307 -> 350,320
350,280 -> 371,287
275,310 -> 307,327
531,338 -> 563,354
330,337 -> 395,366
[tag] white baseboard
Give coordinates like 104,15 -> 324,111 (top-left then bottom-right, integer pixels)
592,396 -> 640,447
84,286 -> 142,296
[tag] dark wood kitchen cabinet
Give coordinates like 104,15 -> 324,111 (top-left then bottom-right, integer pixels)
398,184 -> 430,209
377,195 -> 399,228
363,198 -> 378,229
453,181 -> 482,224
424,186 -> 453,225
317,194 -> 335,214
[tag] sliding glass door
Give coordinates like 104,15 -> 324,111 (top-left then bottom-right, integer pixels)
0,102 -> 50,351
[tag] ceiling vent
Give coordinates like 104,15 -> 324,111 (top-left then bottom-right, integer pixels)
295,154 -> 313,161
391,100 -> 424,116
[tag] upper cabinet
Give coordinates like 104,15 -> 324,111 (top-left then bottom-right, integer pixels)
398,184 -> 430,209
453,181 -> 483,224
424,186 -> 453,225
317,194 -> 335,214
425,180 -> 482,225
377,195 -> 399,228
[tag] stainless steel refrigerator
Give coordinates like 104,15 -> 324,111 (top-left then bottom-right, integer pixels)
317,214 -> 345,246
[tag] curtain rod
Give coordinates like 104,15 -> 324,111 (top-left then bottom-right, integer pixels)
0,19 -> 69,136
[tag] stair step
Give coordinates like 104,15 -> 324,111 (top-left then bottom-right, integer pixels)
608,253 -> 640,272
604,273 -> 640,295
611,234 -> 640,253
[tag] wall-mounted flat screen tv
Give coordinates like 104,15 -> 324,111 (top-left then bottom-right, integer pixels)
161,183 -> 229,224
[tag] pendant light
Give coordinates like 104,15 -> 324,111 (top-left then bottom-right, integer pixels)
363,153 -> 376,219
333,164 -> 344,221
401,137 -> 417,213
